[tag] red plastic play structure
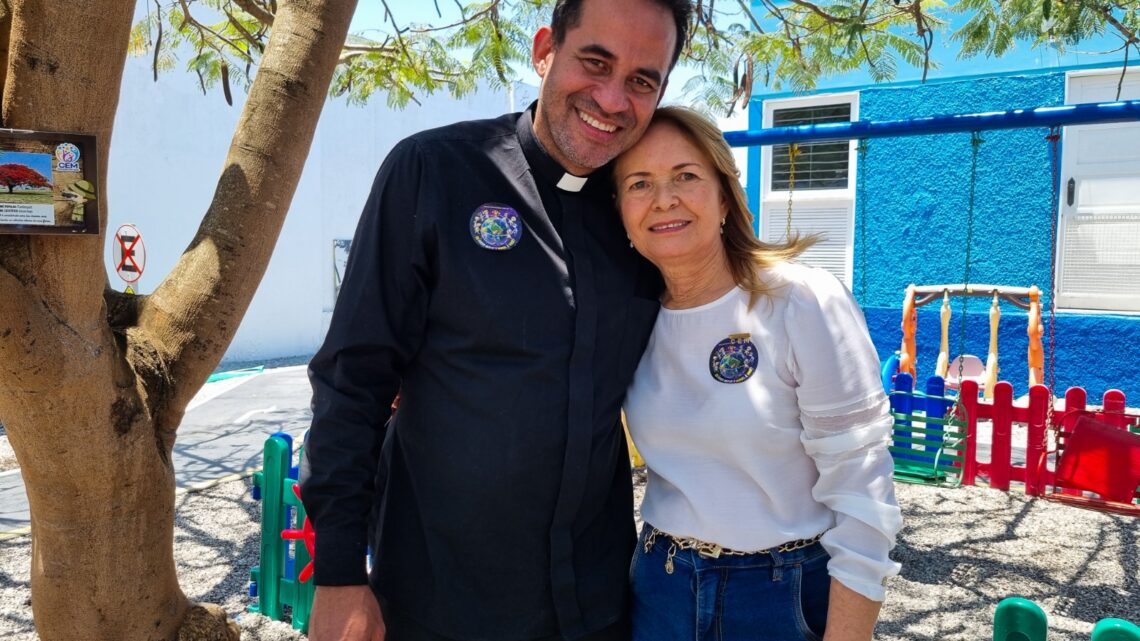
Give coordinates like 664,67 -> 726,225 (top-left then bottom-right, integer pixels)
889,376 -> 1140,517
280,484 -> 315,583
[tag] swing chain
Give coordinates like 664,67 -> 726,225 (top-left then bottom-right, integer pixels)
1037,125 -> 1064,435
1045,125 -> 1061,405
949,132 -> 985,423
857,140 -> 869,304
786,142 -> 800,240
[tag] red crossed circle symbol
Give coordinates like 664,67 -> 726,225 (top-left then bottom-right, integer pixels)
114,224 -> 145,283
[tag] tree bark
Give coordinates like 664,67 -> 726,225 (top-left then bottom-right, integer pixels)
0,0 -> 356,639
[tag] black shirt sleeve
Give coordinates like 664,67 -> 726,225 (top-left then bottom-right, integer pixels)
302,138 -> 431,585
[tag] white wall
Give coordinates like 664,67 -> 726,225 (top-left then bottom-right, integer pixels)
106,54 -> 532,363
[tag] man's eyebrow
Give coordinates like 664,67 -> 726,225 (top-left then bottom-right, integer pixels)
579,44 -> 616,61
578,44 -> 664,86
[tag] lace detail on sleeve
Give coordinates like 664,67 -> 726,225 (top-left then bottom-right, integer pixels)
800,394 -> 893,460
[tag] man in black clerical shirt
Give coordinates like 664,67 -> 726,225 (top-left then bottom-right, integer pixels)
301,1 -> 692,640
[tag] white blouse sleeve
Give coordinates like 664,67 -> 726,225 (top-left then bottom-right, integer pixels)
784,267 -> 903,602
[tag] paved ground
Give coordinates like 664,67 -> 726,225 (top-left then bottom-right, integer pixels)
0,366 -> 313,539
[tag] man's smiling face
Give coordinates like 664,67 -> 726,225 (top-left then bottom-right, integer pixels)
531,0 -> 677,176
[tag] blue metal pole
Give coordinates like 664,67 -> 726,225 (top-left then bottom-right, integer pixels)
723,100 -> 1140,147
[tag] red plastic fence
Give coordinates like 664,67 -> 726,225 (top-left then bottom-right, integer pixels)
924,379 -> 1139,516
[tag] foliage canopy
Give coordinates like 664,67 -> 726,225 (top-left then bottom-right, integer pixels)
134,1 -> 1138,115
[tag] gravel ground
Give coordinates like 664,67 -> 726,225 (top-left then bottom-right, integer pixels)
1,473 -> 1136,641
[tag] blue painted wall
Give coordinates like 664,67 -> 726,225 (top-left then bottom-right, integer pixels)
750,71 -> 1140,401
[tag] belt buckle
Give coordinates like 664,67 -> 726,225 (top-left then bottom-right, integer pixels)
696,541 -> 722,559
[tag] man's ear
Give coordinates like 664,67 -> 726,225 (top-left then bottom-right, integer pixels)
532,26 -> 555,77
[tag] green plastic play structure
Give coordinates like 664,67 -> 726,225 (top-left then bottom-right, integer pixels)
994,598 -> 1049,641
888,372 -> 967,488
249,433 -> 314,633
994,597 -> 1140,641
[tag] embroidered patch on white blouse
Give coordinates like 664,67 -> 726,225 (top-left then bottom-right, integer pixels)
709,333 -> 758,384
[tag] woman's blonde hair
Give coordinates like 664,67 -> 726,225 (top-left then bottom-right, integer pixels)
642,106 -> 818,296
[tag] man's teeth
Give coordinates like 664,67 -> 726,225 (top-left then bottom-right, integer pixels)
579,111 -> 617,133
652,221 -> 688,231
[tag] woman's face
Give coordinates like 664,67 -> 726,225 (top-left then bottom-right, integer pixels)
615,120 -> 728,271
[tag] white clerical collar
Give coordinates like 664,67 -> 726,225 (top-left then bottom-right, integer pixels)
556,173 -> 588,192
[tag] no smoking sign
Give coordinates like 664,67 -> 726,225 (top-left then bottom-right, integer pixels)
112,224 -> 146,287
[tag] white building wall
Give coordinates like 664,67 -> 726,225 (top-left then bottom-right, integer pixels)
106,54 -> 535,363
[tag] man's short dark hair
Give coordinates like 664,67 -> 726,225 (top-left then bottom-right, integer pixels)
550,0 -> 692,70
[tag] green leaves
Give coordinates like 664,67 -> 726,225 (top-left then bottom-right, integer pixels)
131,0 -> 1138,114
682,1 -> 935,111
134,0 -> 546,108
131,0 -> 264,101
683,0 -> 1135,115
949,0 -> 1137,59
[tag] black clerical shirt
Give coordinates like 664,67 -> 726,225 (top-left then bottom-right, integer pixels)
303,107 -> 661,640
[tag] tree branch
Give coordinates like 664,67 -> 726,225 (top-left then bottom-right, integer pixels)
1052,0 -> 1137,44
338,46 -> 404,66
908,0 -> 934,82
786,0 -> 845,24
231,0 -> 274,27
152,0 -> 163,81
735,0 -> 765,33
379,0 -> 415,67
407,2 -> 499,34
225,9 -> 265,53
177,0 -> 255,64
758,0 -> 791,30
139,0 -> 359,431
1096,3 -> 1138,44
342,41 -> 398,53
858,29 -> 877,72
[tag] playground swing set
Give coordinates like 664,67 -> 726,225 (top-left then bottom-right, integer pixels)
894,284 -> 1045,399
246,101 -> 1140,633
884,127 -> 1048,402
733,100 -> 1140,515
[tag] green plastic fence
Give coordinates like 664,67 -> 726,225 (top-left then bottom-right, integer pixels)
249,434 -> 314,633
889,374 -> 966,488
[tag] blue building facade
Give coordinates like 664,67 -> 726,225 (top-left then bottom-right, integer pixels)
746,64 -> 1140,401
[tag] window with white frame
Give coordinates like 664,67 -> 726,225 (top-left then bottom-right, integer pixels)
1057,69 -> 1140,312
760,93 -> 859,286
771,103 -> 852,191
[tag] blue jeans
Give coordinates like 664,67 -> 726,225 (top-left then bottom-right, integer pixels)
630,525 -> 831,641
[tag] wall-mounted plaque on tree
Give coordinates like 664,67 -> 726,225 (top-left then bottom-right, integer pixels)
0,129 -> 99,235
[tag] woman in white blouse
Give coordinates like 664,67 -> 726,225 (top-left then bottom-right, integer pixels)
615,106 -> 902,641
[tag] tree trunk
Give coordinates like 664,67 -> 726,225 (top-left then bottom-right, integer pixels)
0,1 -> 356,639
12,375 -> 190,640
